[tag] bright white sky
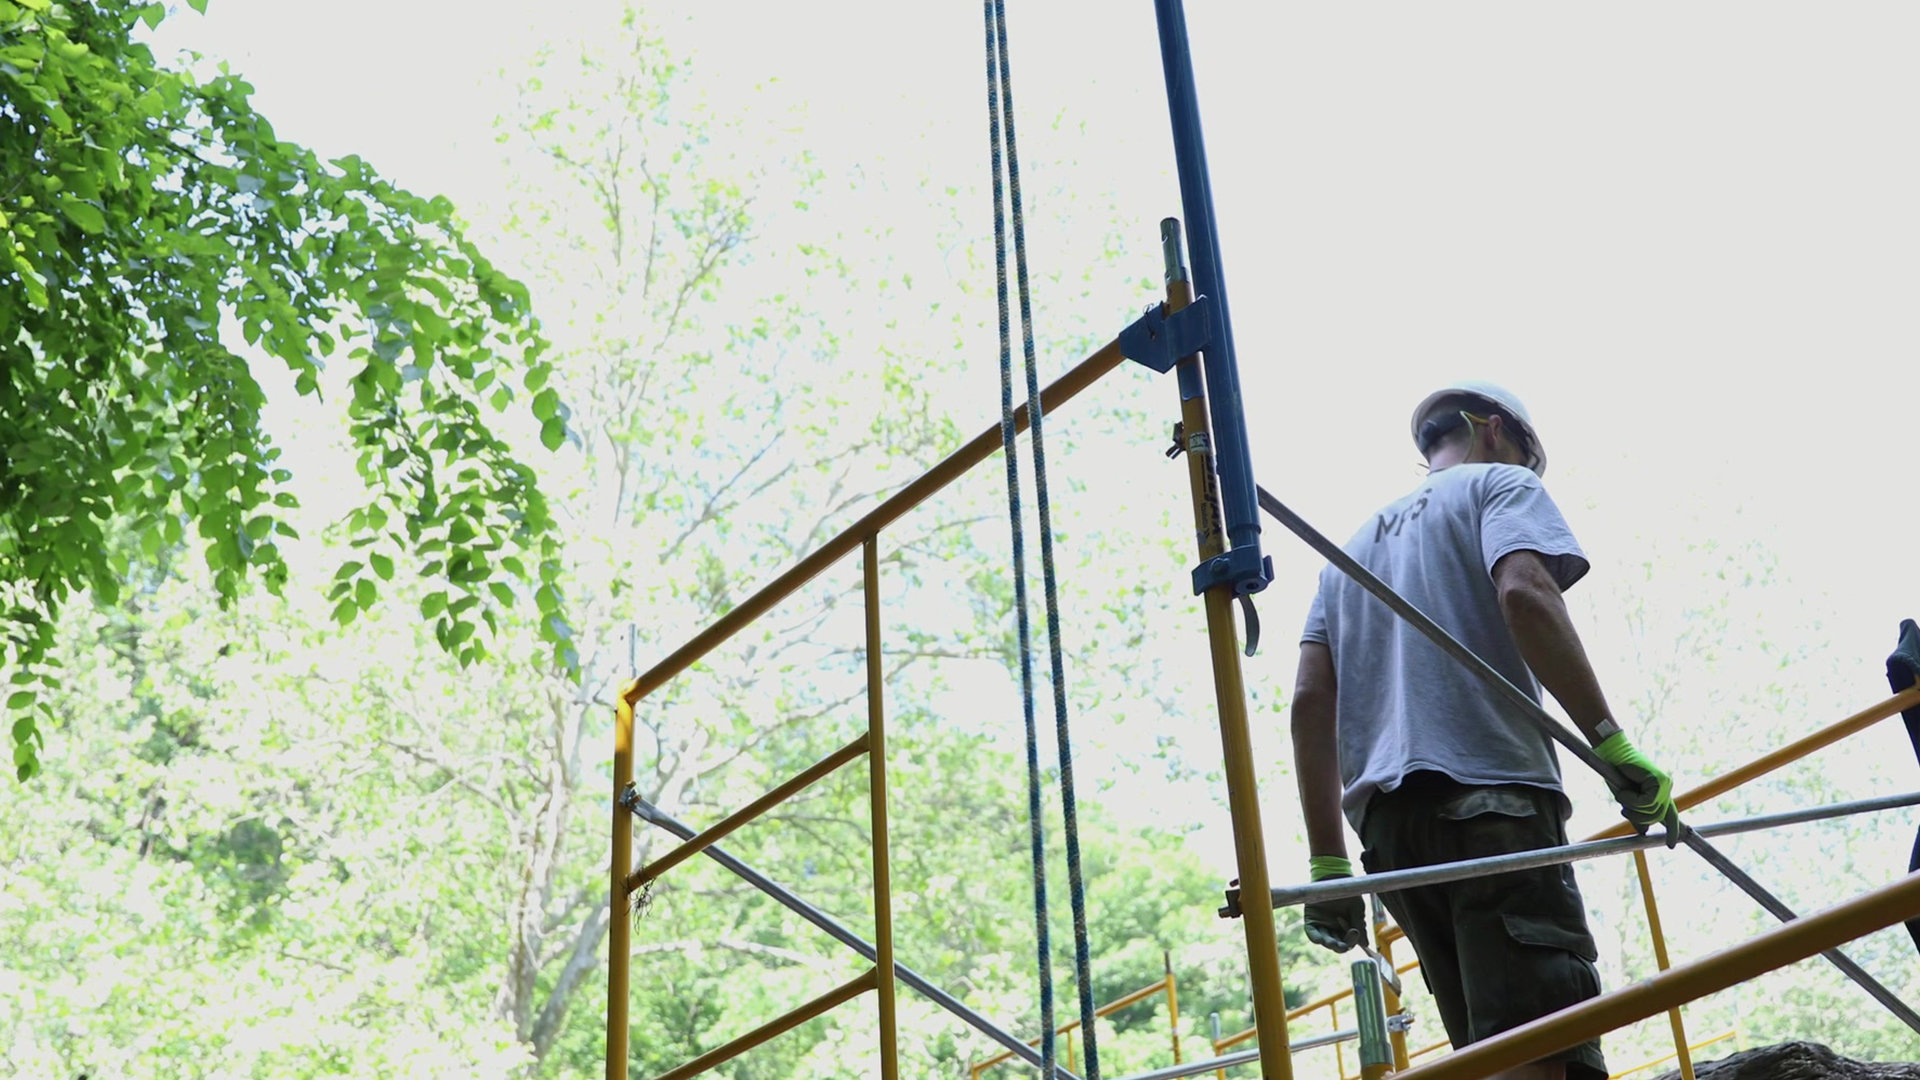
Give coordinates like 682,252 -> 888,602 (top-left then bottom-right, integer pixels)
152,0 -> 1920,1011
152,0 -> 1917,658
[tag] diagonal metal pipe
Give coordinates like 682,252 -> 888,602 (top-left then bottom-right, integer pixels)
1392,871 -> 1920,1080
1255,485 -> 1920,1033
627,797 -> 1083,1080
1259,790 -> 1920,910
1680,832 -> 1920,1034
1112,1026 -> 1362,1080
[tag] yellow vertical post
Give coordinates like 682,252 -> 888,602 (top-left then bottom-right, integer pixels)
1163,217 -> 1293,1080
608,696 -> 636,1080
1376,906 -> 1411,1070
1166,950 -> 1184,1064
1634,850 -> 1696,1080
864,536 -> 900,1080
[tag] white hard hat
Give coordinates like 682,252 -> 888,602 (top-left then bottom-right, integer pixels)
1409,380 -> 1547,477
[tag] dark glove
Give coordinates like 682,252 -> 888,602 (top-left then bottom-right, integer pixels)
1303,855 -> 1366,953
1594,731 -> 1681,846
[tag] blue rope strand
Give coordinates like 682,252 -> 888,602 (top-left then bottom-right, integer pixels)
984,3 -> 1054,1076
990,2 -> 1101,1076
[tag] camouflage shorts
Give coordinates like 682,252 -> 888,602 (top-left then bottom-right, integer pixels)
1360,771 -> 1607,1080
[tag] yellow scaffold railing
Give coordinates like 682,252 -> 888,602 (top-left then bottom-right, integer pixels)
603,0 -> 1920,1070
609,339 -> 1133,1080
1399,868 -> 1920,1080
606,250 -> 1920,1080
610,202 -> 1316,1078
1353,684 -> 1920,1080
613,535 -> 901,1080
1208,952 -> 1421,1080
969,953 -> 1184,1080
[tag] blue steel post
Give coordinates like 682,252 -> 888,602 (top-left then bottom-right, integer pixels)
1149,7 -> 1290,1076
1152,0 -> 1268,597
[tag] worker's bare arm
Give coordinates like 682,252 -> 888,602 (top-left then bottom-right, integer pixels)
1492,549 -> 1616,745
1292,642 -> 1348,858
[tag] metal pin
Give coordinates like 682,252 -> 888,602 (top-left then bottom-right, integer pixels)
1161,218 -> 1188,286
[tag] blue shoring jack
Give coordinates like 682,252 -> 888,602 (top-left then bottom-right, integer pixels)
1121,0 -> 1272,617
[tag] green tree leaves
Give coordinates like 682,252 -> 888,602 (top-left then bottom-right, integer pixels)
1,0 -> 576,777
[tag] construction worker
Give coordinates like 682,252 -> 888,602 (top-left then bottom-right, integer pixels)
1289,381 -> 1680,1080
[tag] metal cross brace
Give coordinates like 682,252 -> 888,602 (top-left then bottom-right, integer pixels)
1256,484 -> 1920,1034
625,796 -> 1085,1080
1251,791 -> 1920,912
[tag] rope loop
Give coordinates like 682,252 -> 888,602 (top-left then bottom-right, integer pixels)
985,2 -> 1100,1074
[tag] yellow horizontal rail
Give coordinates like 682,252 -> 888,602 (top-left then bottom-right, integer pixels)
1378,685 -> 1920,951
1213,960 -> 1419,1053
627,731 -> 872,891
1392,871 -> 1920,1080
622,338 -> 1127,707
1093,974 -> 1176,1018
972,975 -> 1174,1075
650,967 -> 878,1080
1590,685 -> 1920,841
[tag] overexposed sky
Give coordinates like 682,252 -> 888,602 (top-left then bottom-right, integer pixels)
155,0 -> 1917,635
152,0 -> 1920,942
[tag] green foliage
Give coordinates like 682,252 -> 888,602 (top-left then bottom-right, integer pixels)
0,544 -> 1301,1078
0,569 -> 536,1075
598,713 -> 1308,1080
0,0 -> 575,781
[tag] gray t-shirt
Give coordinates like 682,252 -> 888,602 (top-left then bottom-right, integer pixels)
1300,463 -> 1590,831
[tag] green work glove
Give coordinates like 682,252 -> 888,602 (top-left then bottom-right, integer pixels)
1303,855 -> 1366,953
1594,731 -> 1681,846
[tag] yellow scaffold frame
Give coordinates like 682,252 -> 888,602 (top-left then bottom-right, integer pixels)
609,218 -> 1319,1077
1239,685 -> 1920,1080
968,953 -> 1184,1080
612,535 -> 899,1080
606,201 -> 1920,1077
610,339 -> 1125,1080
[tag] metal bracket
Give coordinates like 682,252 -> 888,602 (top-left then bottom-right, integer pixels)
1192,549 -> 1271,598
1119,295 -> 1213,374
1219,878 -> 1244,919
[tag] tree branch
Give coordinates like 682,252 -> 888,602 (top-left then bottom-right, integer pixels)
530,896 -> 610,1059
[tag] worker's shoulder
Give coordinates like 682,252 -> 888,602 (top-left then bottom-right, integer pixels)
1449,462 -> 1545,498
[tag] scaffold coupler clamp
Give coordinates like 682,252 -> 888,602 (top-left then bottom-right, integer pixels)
1218,878 -> 1244,920
1191,548 -> 1272,657
1118,283 -> 1271,653
1119,295 -> 1213,377
615,784 -> 660,917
